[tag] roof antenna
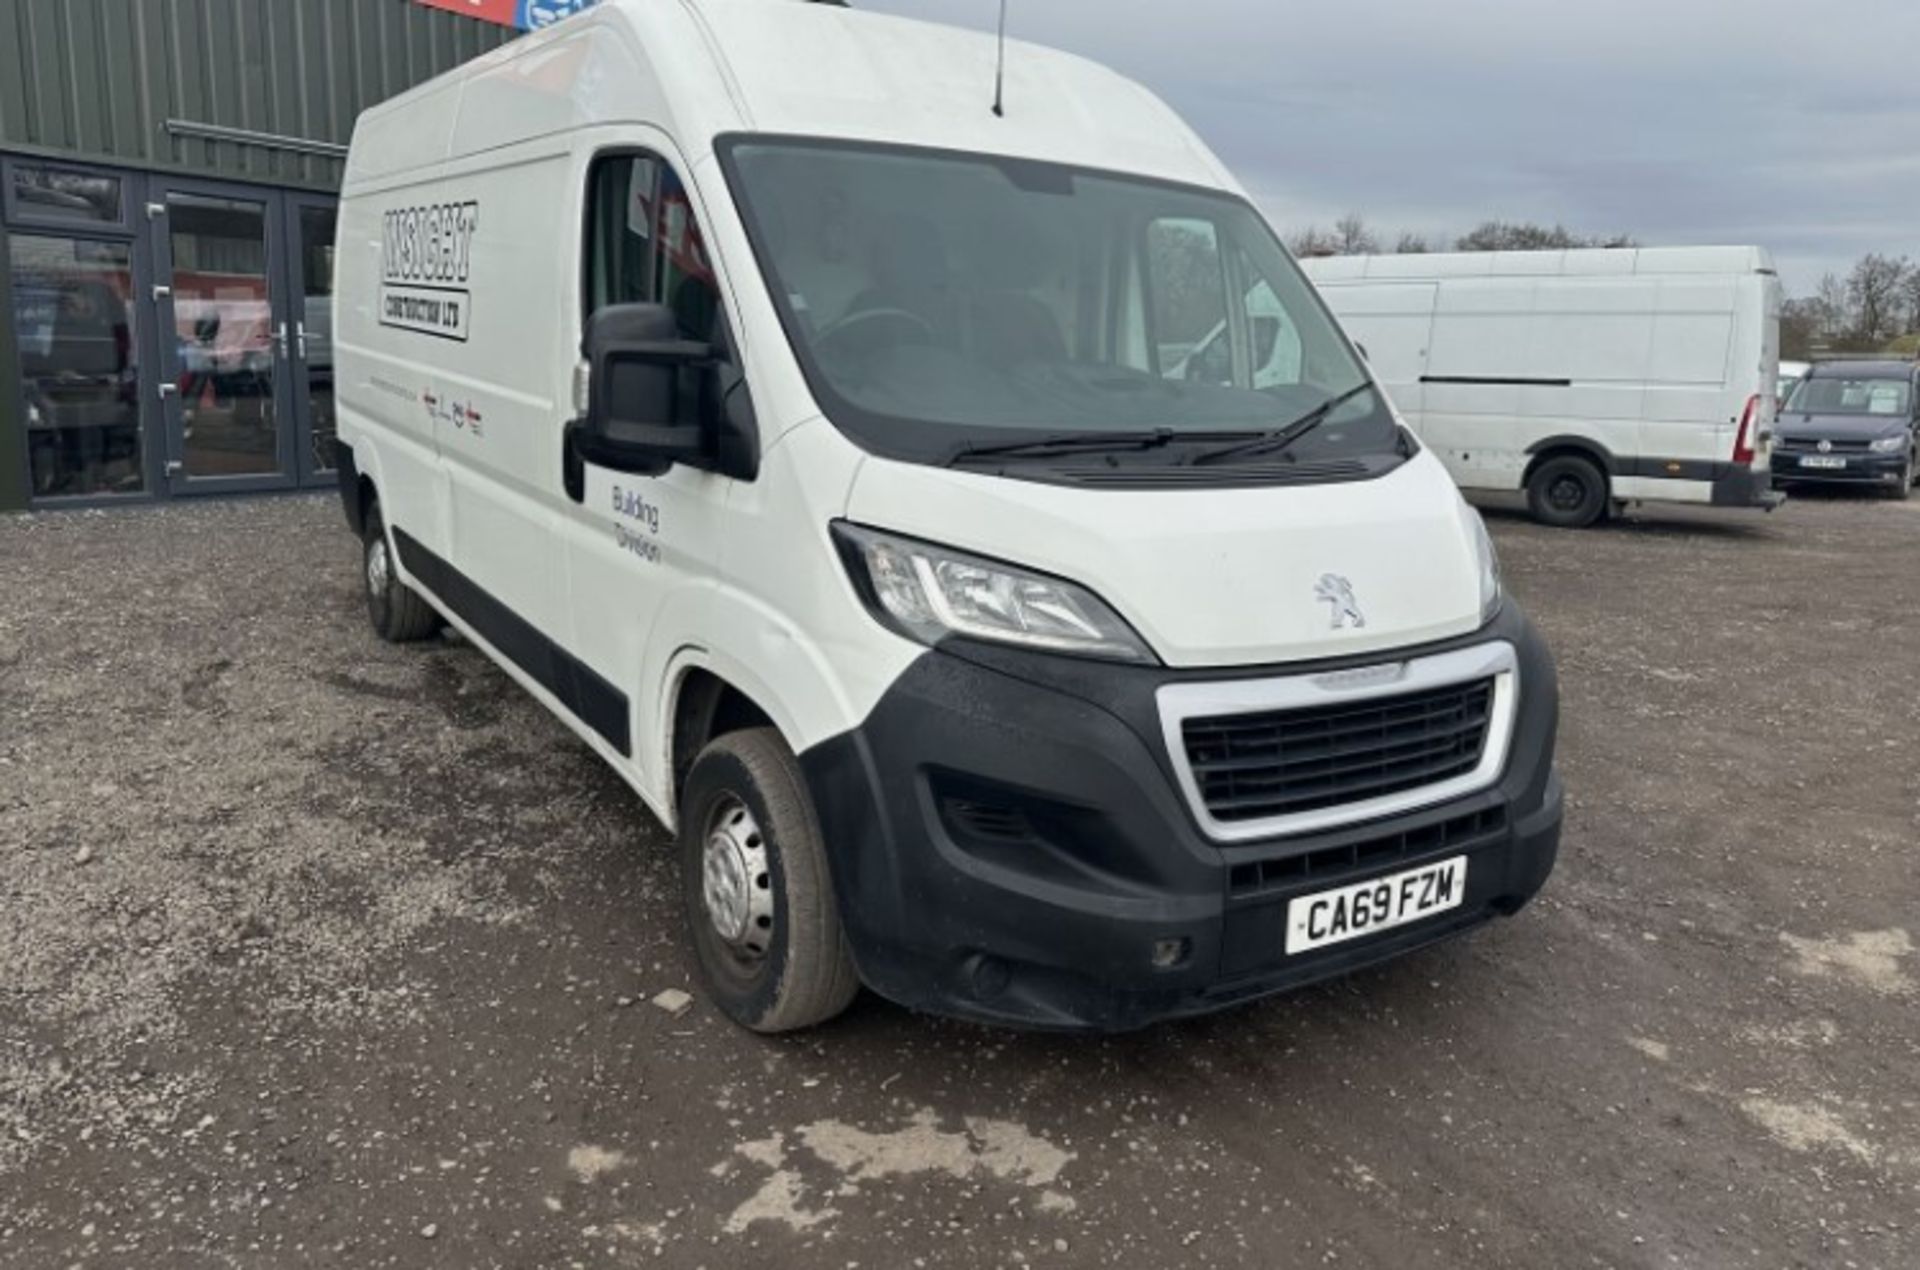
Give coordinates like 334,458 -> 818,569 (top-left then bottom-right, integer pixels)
991,0 -> 1008,117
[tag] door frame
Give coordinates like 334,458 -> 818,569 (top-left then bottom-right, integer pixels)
282,191 -> 340,487
1,155 -> 164,507
149,175 -> 301,497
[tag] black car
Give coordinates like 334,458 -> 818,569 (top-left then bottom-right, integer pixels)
1772,359 -> 1920,499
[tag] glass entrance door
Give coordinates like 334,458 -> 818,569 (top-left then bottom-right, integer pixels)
152,185 -> 294,493
287,197 -> 339,483
148,182 -> 337,495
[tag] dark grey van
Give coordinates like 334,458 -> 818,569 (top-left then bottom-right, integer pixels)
1772,359 -> 1920,499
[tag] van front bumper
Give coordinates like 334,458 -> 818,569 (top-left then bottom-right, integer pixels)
1771,450 -> 1909,486
799,604 -> 1561,1031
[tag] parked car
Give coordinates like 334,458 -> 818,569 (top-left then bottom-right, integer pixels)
332,0 -> 1563,1033
1771,359 -> 1919,499
1300,248 -> 1783,528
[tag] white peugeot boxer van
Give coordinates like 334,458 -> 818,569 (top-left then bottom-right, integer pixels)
1301,248 -> 1783,527
333,0 -> 1562,1031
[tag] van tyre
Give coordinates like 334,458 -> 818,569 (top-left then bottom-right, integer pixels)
363,504 -> 440,643
679,728 -> 859,1032
1891,455 -> 1914,501
1526,455 -> 1609,528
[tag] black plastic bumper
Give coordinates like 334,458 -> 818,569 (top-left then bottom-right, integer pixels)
335,440 -> 365,535
1712,463 -> 1784,508
1771,452 -> 1907,486
798,604 -> 1562,1031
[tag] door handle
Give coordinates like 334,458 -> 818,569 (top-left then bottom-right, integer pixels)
158,382 -> 179,400
275,323 -> 290,359
295,321 -> 309,361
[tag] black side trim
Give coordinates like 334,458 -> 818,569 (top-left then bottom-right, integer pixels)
1620,456 -> 1726,482
391,528 -> 632,756
335,442 -> 363,536
1421,375 -> 1573,388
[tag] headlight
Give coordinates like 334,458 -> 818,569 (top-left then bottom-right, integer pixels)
832,523 -> 1156,664
1869,433 -> 1910,454
1468,506 -> 1502,624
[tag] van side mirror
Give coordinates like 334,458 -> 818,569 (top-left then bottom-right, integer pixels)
569,303 -> 713,479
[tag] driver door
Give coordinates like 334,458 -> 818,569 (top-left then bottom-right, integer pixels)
562,140 -> 741,789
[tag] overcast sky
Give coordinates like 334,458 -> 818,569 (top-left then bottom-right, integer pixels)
857,0 -> 1920,295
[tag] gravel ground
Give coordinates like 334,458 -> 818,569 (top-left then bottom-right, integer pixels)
1,489 -> 1916,1269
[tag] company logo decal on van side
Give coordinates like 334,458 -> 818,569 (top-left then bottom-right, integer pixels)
380,201 -> 480,342
611,485 -> 662,565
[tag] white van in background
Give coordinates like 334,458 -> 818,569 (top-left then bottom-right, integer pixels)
1777,359 -> 1810,404
1300,248 -> 1783,526
332,0 -> 1562,1033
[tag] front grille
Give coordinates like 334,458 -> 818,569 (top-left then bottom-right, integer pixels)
1228,805 -> 1508,897
942,797 -> 1036,844
1779,435 -> 1870,452
1181,679 -> 1495,824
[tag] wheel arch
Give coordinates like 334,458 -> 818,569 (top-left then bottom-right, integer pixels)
670,664 -> 778,804
655,641 -> 856,831
1522,436 -> 1617,487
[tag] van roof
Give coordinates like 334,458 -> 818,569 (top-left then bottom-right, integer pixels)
1803,359 -> 1915,377
345,0 -> 1231,193
1299,246 -> 1777,282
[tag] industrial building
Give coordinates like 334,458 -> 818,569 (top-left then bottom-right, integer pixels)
0,0 -> 579,510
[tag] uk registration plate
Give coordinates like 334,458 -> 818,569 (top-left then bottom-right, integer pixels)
1800,455 -> 1848,469
1285,856 -> 1467,955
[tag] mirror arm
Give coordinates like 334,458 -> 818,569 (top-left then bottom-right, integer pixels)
565,417 -> 674,486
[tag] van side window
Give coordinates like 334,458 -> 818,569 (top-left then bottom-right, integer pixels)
585,154 -> 724,345
1235,248 -> 1303,390
1144,217 -> 1229,385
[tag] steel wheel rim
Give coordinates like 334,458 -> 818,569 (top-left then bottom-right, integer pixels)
701,795 -> 774,966
366,536 -> 391,598
1549,475 -> 1586,511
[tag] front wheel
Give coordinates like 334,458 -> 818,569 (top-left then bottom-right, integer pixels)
679,728 -> 860,1032
1526,455 -> 1609,528
362,503 -> 440,643
1890,457 -> 1914,501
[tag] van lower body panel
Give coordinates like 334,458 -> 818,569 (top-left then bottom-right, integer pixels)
799,604 -> 1562,1032
1615,460 -> 1781,510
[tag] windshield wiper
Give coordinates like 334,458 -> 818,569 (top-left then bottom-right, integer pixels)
945,428 -> 1186,466
1189,384 -> 1375,467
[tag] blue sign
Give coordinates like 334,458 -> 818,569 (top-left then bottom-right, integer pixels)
518,0 -> 599,30
413,0 -> 599,33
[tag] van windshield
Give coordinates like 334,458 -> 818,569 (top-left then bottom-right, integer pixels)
719,137 -> 1398,471
1785,374 -> 1912,417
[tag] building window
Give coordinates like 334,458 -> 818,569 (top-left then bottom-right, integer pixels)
10,234 -> 145,498
8,164 -> 125,228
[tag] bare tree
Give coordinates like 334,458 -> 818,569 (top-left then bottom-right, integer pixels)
1394,232 -> 1431,254
1779,298 -> 1820,361
1454,221 -> 1636,252
1846,253 -> 1911,345
1814,272 -> 1850,338
1901,267 -> 1920,335
1333,213 -> 1380,256
1287,225 -> 1342,258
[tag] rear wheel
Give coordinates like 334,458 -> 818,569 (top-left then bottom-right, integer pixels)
362,503 -> 440,643
1526,454 -> 1609,528
679,728 -> 859,1032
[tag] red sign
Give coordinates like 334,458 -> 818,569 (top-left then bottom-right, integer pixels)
413,0 -> 520,26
